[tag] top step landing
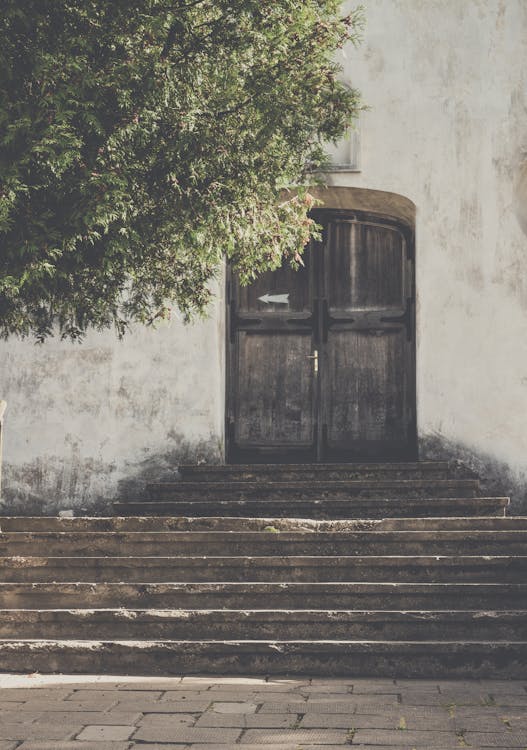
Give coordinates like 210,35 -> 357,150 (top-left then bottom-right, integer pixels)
178,461 -> 476,483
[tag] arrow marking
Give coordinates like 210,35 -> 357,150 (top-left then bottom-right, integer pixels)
258,293 -> 290,305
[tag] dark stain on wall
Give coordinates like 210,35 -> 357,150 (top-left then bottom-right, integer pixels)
0,434 -> 222,516
420,432 -> 527,514
115,434 -> 222,501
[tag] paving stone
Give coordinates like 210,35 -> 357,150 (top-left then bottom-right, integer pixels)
62,683 -> 127,690
137,713 -> 197,728
0,688 -> 74,702
206,682 -> 306,692
186,746 -> 348,750
18,743 -> 133,749
303,683 -> 352,694
353,729 -> 460,745
307,696 -> 400,709
183,677 -> 268,687
116,699 -> 210,713
439,691 -> 492,704
240,729 -> 350,743
116,679 -> 183,689
11,699 -> 119,712
196,713 -> 297,728
352,747 -> 470,750
76,725 -> 136,741
211,701 -> 258,713
155,690 -> 208,701
488,694 -> 527,706
193,713 -> 247,728
301,712 -> 446,730
395,680 -> 441,690
260,700 -> 386,714
477,681 -> 527,691
249,692 -> 307,703
0,711 -> 42,724
0,723 -> 82,740
41,711 -> 142,725
399,693 -> 455,706
133,725 -> 242,743
304,692 -> 356,702
71,689 -> 162,701
465,731 -> 527,746
453,716 -> 508,731
498,713 -> 527,729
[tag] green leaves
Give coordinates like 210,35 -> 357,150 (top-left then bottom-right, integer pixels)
0,0 -> 363,340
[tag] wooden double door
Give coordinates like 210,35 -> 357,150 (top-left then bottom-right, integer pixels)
226,209 -> 416,463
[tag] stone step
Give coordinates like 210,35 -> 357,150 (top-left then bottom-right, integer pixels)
1,514 -> 524,532
1,530 -> 524,556
114,496 -> 507,518
1,555 -> 526,583
0,639 -> 524,677
178,461 -> 473,482
0,609 -> 525,641
146,478 -> 481,501
0,582 -> 524,609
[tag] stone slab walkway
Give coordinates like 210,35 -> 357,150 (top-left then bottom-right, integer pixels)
0,674 -> 525,748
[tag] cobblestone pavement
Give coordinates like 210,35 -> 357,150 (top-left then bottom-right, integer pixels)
0,674 -> 525,748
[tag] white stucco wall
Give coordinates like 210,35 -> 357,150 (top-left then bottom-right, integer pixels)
0,0 -> 526,511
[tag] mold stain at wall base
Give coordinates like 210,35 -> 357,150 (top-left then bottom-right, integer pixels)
116,434 -> 222,501
0,435 -> 222,516
420,433 -> 527,514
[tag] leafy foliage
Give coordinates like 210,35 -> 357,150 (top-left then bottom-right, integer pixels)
0,0 -> 362,339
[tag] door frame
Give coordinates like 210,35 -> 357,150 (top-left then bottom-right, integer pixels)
225,198 -> 417,464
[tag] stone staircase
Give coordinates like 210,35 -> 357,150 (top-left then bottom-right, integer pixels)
0,461 -> 525,676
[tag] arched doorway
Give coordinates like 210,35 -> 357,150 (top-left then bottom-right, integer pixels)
226,188 -> 417,463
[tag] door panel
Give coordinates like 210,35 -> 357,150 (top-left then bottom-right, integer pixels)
324,328 -> 410,457
237,255 -> 312,314
326,221 -> 405,312
235,332 -> 315,446
227,209 -> 416,462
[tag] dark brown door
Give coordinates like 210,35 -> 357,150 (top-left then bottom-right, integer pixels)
226,209 -> 416,462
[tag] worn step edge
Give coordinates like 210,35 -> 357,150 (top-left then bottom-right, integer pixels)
0,581 -> 523,590
3,554 -> 525,566
0,582 -> 525,610
112,498 -> 509,518
178,461 -> 456,472
0,514 -> 522,532
147,479 -> 481,491
5,529 -> 520,539
115,496 -> 507,507
2,532 -> 525,557
0,639 -> 524,677
0,609 -> 525,640
2,555 -> 526,583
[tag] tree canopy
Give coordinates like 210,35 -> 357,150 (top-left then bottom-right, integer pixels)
0,0 -> 362,340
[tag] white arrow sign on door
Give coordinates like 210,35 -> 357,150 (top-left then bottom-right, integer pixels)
258,293 -> 290,305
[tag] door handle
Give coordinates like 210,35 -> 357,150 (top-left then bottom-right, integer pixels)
306,349 -> 319,373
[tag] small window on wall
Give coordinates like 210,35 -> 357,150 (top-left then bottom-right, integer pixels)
323,115 -> 361,172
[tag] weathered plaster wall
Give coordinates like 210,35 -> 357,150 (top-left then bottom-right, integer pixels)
0,285 -> 225,513
330,0 -> 527,509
